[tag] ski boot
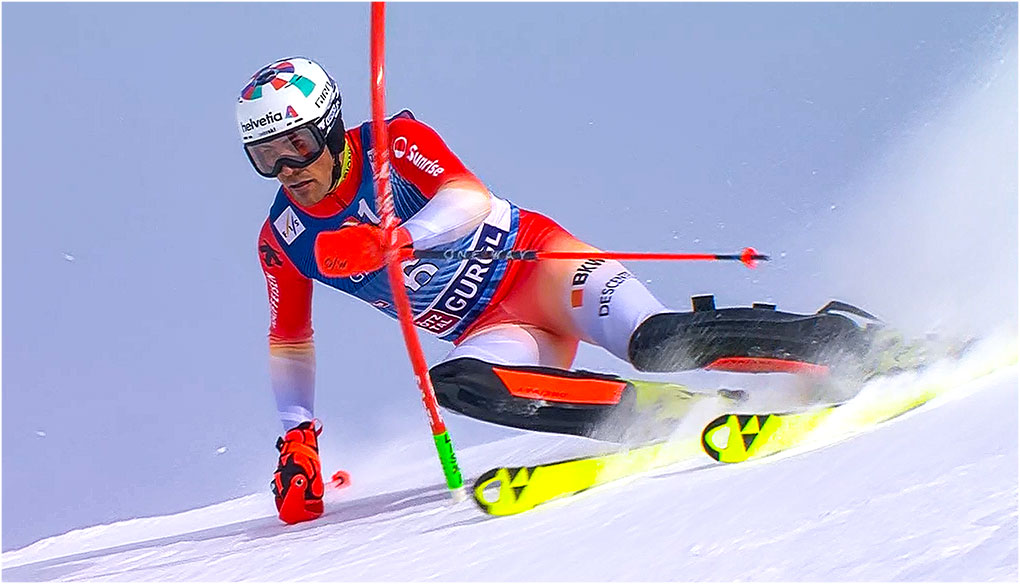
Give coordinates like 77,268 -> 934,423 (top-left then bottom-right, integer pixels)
626,295 -> 973,400
272,420 -> 325,524
627,296 -> 876,375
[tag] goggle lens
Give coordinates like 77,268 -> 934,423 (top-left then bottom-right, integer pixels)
245,125 -> 326,177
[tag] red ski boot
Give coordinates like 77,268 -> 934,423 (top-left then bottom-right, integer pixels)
271,420 -> 324,524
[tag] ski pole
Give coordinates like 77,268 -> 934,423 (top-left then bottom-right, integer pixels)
405,247 -> 769,269
370,2 -> 466,502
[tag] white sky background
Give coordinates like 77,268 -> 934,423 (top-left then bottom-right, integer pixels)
2,2 -> 1016,550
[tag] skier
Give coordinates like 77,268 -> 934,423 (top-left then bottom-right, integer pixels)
238,57 -> 888,524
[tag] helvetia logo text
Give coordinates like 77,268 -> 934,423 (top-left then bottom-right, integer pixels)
241,111 -> 284,133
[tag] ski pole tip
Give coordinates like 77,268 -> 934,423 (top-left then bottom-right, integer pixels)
449,485 -> 469,504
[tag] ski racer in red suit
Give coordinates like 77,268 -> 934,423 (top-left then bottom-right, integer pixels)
238,57 -> 887,524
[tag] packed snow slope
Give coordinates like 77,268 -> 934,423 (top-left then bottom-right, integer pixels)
3,359 -> 1016,581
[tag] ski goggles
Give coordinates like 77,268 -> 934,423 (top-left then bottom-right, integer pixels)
244,123 -> 327,178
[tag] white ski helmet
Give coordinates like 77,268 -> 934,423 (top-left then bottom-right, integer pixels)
236,57 -> 345,177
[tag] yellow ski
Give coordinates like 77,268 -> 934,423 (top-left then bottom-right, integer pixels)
703,339 -> 1018,463
471,378 -> 743,515
473,437 -> 703,516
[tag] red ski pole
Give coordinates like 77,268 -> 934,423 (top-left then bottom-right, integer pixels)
405,247 -> 768,269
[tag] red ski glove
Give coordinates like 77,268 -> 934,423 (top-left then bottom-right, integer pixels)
315,223 -> 413,278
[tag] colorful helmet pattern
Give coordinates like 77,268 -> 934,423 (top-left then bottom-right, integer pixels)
236,57 -> 343,151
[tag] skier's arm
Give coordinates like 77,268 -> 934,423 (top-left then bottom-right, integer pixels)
258,220 -> 316,430
388,117 -> 492,249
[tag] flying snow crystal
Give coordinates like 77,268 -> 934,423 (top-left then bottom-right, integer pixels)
35,431 -> 46,437
63,253 -> 75,262
216,447 -> 228,454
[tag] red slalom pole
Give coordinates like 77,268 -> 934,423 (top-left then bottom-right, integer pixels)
370,2 -> 466,501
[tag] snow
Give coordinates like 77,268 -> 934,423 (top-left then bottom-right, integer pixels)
3,360 -> 1016,581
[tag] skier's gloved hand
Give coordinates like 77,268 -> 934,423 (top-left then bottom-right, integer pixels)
315,223 -> 412,278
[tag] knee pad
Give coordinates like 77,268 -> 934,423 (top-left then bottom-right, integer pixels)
430,357 -> 631,440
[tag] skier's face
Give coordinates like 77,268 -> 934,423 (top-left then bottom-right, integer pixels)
277,147 -> 335,207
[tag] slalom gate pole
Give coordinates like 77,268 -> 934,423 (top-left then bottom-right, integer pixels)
370,2 -> 466,501
407,247 -> 769,269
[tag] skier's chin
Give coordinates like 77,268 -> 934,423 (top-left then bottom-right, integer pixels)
286,178 -> 325,206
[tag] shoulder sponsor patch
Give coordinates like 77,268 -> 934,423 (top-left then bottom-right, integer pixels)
274,206 -> 306,245
405,143 -> 444,177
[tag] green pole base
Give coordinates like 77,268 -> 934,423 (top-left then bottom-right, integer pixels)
433,431 -> 464,491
